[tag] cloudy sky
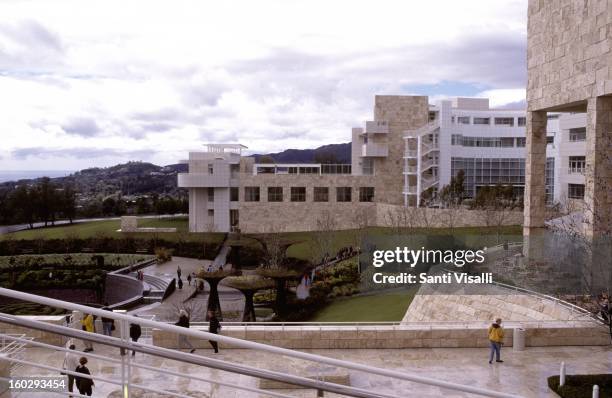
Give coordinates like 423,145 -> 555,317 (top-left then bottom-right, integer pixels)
0,0 -> 528,171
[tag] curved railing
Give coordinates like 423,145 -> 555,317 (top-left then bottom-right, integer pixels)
0,288 -> 523,398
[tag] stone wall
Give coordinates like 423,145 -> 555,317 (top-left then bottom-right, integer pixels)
527,0 -> 612,111
238,201 -> 523,233
104,273 -> 143,306
402,294 -> 578,322
152,321 -> 608,349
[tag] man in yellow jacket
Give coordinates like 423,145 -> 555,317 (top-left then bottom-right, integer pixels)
81,314 -> 95,352
488,318 -> 504,364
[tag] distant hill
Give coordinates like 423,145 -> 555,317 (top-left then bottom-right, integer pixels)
0,143 -> 351,199
251,143 -> 351,164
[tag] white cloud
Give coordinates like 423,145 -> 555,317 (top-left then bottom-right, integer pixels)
0,0 -> 528,170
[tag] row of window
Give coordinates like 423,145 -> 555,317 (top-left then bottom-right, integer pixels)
452,116 -> 527,127
451,135 -> 557,148
568,184 -> 585,199
243,186 -> 375,203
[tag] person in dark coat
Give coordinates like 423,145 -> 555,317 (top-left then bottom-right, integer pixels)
187,273 -> 192,286
129,316 -> 142,357
101,303 -> 114,336
178,277 -> 183,290
207,310 -> 221,353
175,310 -> 195,353
75,357 -> 94,396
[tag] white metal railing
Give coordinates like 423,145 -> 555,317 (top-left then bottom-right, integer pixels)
403,119 -> 440,139
0,333 -> 32,373
0,288 -> 523,398
404,150 -> 418,158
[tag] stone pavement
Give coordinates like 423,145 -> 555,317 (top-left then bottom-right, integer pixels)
134,257 -> 244,322
12,342 -> 612,397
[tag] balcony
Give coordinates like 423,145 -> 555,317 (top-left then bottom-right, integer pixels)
364,120 -> 389,134
403,165 -> 418,174
177,173 -> 232,188
568,167 -> 585,175
362,142 -> 388,157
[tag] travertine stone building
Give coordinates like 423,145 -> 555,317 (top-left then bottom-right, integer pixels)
526,0 -> 612,237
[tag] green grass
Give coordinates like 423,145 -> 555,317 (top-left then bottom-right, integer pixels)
3,217 -> 224,243
285,225 -> 522,261
309,288 -> 417,322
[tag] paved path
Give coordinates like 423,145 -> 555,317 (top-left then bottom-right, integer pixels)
135,257 -> 244,322
16,344 -> 612,397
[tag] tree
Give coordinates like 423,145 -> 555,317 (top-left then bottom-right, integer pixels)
438,170 -> 465,208
10,185 -> 36,228
472,184 -> 521,243
102,197 -> 116,216
59,185 -> 77,223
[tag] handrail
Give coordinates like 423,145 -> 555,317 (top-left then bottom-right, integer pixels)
0,315 -> 395,398
0,333 -> 294,398
0,288 -> 523,398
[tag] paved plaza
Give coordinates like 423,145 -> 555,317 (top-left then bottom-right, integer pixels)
13,341 -> 612,397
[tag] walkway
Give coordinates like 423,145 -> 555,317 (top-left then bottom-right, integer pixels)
13,343 -> 612,397
135,257 -> 244,322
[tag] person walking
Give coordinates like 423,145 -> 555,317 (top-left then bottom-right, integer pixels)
62,343 -> 79,398
101,304 -> 114,337
207,310 -> 221,353
177,265 -> 182,279
81,314 -> 94,352
178,277 -> 183,290
75,357 -> 94,396
129,317 -> 142,357
187,273 -> 192,286
175,310 -> 195,353
488,318 -> 504,364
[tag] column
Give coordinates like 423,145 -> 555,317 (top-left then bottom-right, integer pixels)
585,96 -> 612,238
523,110 -> 548,236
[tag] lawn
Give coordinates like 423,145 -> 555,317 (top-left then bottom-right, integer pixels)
285,225 -> 522,261
309,288 -> 418,322
2,217 -> 224,243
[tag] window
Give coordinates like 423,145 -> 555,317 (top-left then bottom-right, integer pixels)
230,210 -> 239,227
268,187 -> 283,202
568,156 -> 586,174
517,117 -> 526,127
314,187 -> 329,202
473,117 -> 490,125
336,187 -> 352,202
291,187 -> 306,202
207,187 -> 214,202
230,164 -> 240,177
451,116 -> 455,124
208,209 -> 214,218
516,137 -> 526,147
494,117 -> 514,126
457,116 -> 470,124
569,127 -> 586,142
244,187 -> 260,202
451,134 -> 462,145
359,187 -> 375,202
568,184 -> 585,199
207,164 -> 213,175
500,138 -> 514,147
230,187 -> 239,202
546,135 -> 555,144
362,158 -> 374,175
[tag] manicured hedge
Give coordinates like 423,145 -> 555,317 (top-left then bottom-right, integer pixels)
0,237 -> 220,260
548,374 -> 612,398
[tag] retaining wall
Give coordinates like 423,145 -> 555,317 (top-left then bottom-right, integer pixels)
152,321 -> 609,350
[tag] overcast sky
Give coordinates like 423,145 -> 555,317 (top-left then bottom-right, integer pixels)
0,0 -> 528,171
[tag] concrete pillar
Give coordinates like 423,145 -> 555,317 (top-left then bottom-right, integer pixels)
523,110 -> 548,236
585,96 -> 612,238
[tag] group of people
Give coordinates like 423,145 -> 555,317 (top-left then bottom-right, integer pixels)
176,266 -> 198,290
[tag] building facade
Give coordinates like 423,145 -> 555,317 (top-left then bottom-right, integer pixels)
179,95 -> 587,233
